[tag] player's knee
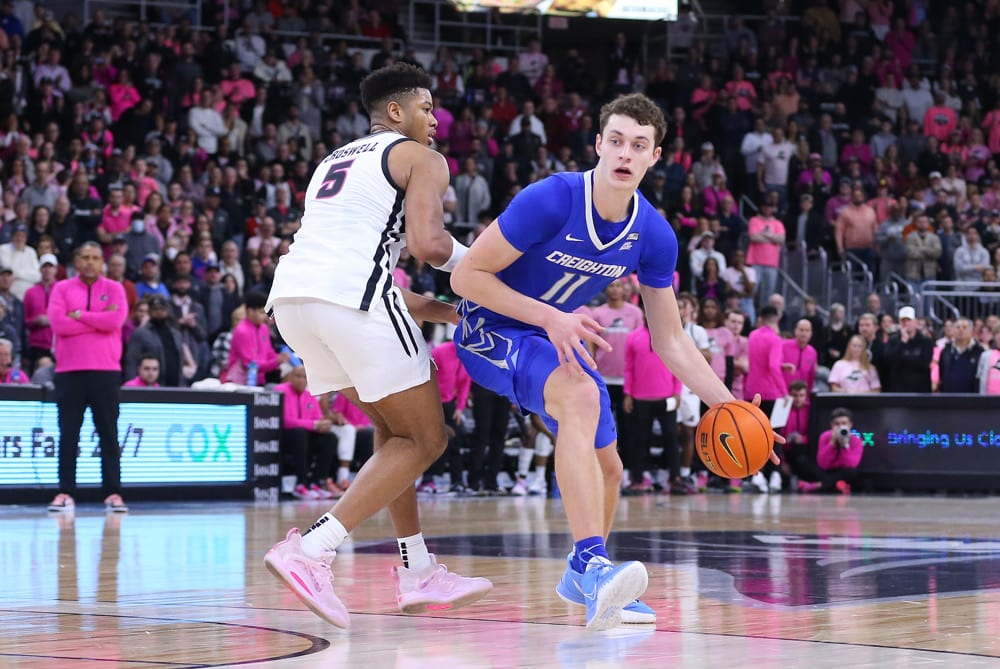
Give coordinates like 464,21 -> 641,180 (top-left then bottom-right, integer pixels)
601,452 -> 624,488
415,430 -> 448,465
546,373 -> 600,422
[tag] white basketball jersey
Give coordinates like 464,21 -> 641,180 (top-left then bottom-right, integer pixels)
267,131 -> 413,312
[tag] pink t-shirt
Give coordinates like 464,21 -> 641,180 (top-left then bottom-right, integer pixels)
746,216 -> 784,268
729,334 -> 748,400
589,302 -> 643,385
828,359 -> 881,393
624,326 -> 682,400
704,325 -> 736,383
123,376 -> 158,387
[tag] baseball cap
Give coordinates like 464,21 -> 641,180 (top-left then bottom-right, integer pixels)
808,152 -> 821,161
112,234 -> 127,243
147,295 -> 168,309
39,253 -> 58,267
142,253 -> 160,264
929,171 -> 943,179
206,261 -> 221,271
898,306 -> 916,321
205,186 -> 222,197
12,223 -> 27,234
0,265 -> 11,274
701,142 -> 714,152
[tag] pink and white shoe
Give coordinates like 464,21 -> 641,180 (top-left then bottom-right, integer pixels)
292,484 -> 320,500
393,554 -> 493,614
264,528 -> 350,628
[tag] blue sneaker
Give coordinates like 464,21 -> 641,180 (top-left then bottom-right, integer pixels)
556,553 -> 657,624
579,557 -> 648,630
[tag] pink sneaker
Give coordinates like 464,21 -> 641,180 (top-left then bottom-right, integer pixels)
264,528 -> 350,628
798,481 -> 822,493
393,555 -> 493,614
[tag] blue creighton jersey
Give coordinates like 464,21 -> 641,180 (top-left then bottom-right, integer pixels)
461,170 -> 677,329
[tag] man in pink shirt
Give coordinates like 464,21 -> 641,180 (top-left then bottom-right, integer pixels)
22,252 -> 58,372
425,330 -> 472,493
220,63 -> 257,107
122,355 -> 160,387
799,407 -> 863,494
0,337 -> 26,383
46,242 -> 129,513
275,364 -> 339,500
745,305 -> 786,492
97,187 -> 135,250
623,313 -> 682,494
923,92 -> 957,142
835,185 -> 879,272
225,291 -> 288,385
746,197 -> 785,308
781,319 -> 818,392
724,309 -> 748,401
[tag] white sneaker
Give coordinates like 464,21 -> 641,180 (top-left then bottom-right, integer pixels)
496,471 -> 514,491
750,472 -> 768,494
510,477 -> 528,496
768,471 -> 783,493
394,555 -> 493,614
527,474 -> 547,496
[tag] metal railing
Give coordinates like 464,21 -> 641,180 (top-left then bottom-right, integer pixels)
777,267 -> 828,323
85,0 -> 201,26
881,271 -> 918,320
920,281 -> 1000,325
408,0 -> 540,54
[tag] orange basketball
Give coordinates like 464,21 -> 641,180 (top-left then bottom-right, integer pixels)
695,400 -> 774,479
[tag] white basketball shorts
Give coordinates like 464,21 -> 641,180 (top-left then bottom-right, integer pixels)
676,387 -> 702,427
270,290 -> 431,403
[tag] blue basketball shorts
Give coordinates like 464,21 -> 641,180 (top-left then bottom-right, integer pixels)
454,317 -> 617,449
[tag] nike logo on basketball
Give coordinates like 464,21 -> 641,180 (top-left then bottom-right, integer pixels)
719,432 -> 742,466
565,233 -> 584,242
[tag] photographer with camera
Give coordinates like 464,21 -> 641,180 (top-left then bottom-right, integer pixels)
799,407 -> 863,494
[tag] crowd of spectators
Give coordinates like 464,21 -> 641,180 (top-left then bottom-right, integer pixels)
2,0 -> 1000,496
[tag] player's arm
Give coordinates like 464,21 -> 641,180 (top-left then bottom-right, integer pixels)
400,287 -> 459,325
451,221 -> 609,375
391,142 -> 466,270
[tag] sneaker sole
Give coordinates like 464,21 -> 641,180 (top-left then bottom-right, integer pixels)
586,562 -> 648,631
557,586 -> 656,624
264,555 -> 350,629
398,581 -> 493,615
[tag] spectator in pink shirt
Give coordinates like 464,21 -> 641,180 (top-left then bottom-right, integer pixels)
923,92 -> 958,142
840,129 -> 874,175
97,187 -> 135,248
799,407 -> 863,494
588,279 -> 643,443
275,364 -> 339,500
781,319 -> 818,392
22,252 -> 58,371
220,63 -> 256,107
623,308 -> 682,494
746,197 -> 785,307
123,355 -> 161,387
828,335 -> 881,393
884,18 -> 915,69
423,331 -> 472,493
725,64 -> 757,111
108,69 -> 141,122
779,381 -> 811,483
0,337 -> 26,383
724,309 -> 749,400
745,305 -> 786,492
224,291 -> 288,385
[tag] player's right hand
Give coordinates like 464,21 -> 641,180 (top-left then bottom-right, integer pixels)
543,310 -> 611,376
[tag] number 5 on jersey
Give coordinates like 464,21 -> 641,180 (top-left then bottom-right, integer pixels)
317,159 -> 355,199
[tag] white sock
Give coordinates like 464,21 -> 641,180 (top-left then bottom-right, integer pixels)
300,513 -> 349,558
517,448 -> 534,477
534,465 -> 546,480
397,532 -> 433,572
336,466 -> 350,484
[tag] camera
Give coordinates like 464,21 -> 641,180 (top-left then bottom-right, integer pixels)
837,426 -> 850,439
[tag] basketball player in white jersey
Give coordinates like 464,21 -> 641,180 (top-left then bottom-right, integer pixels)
263,63 -> 492,629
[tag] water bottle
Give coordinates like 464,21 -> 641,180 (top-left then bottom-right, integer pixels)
246,360 -> 259,387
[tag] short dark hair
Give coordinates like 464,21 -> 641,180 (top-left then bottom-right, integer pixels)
245,291 -> 268,310
831,407 -> 853,421
789,380 -> 808,393
759,305 -> 779,320
599,93 -> 667,146
360,63 -> 432,117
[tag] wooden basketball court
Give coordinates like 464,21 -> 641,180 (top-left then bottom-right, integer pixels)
3,493 -> 1000,668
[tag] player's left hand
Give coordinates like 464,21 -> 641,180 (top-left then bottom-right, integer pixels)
542,310 -> 610,376
750,393 -> 785,464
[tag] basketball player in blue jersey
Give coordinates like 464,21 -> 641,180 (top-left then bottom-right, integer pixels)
452,93 -> 780,630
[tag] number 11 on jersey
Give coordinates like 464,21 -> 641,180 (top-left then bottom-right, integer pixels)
539,272 -> 590,305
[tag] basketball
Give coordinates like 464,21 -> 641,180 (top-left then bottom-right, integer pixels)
695,400 -> 774,479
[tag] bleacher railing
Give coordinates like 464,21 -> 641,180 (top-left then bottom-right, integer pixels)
920,281 -> 1000,325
